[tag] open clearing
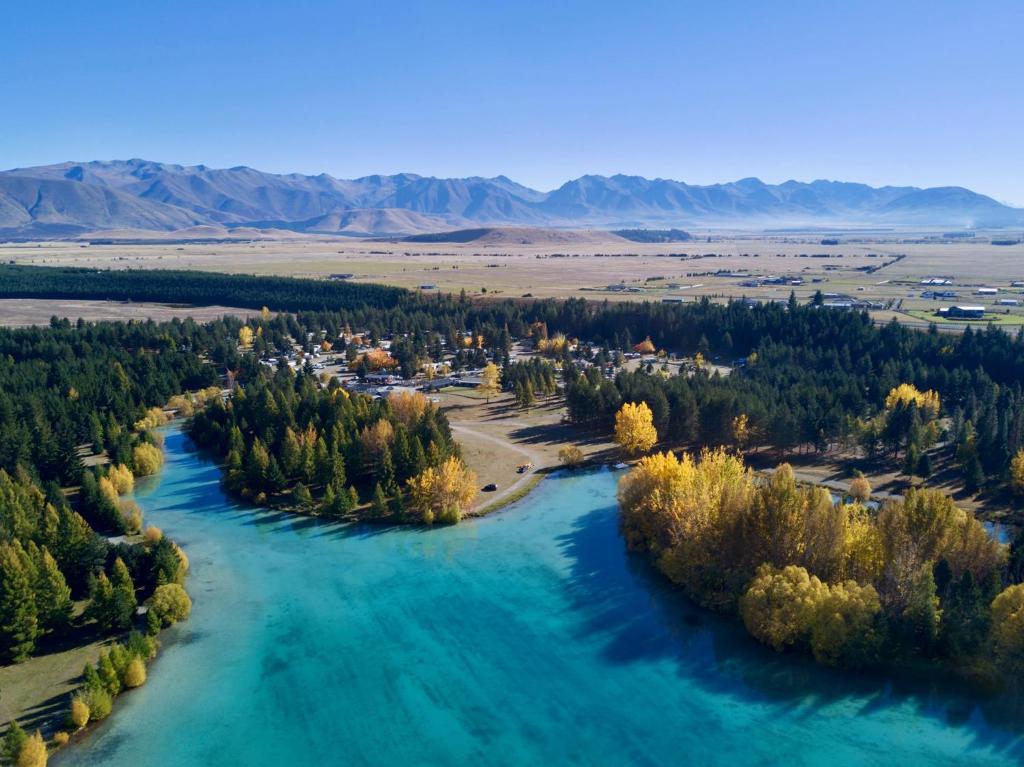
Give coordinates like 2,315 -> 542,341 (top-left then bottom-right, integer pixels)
0,298 -> 259,327
434,389 -> 617,513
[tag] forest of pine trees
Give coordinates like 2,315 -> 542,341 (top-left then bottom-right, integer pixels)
188,365 -> 461,521
2,264 -> 1024,746
0,317 -> 203,666
5,265 -> 1023,496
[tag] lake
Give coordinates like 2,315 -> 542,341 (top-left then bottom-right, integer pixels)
57,429 -> 1024,766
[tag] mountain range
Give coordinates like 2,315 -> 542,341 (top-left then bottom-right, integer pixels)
1,159 -> 1022,238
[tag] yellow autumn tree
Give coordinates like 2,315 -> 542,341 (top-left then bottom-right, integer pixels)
807,580 -> 881,667
132,443 -> 164,476
732,414 -> 749,450
133,407 -> 167,432
558,445 -> 585,468
885,383 -> 940,418
633,337 -> 656,354
166,393 -> 195,418
238,326 -> 254,346
991,584 -> 1024,670
359,348 -> 398,371
16,730 -> 47,767
147,583 -> 193,626
1010,449 -> 1024,496
69,697 -> 90,729
406,457 -> 478,525
123,658 -> 147,688
388,391 -> 429,428
477,363 -> 501,402
614,402 -> 657,455
618,448 -> 752,564
849,476 -> 871,503
740,564 -> 827,651
107,464 -> 134,495
359,419 -> 395,465
97,477 -> 120,508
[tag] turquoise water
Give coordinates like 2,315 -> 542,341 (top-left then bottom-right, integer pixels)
57,429 -> 1024,766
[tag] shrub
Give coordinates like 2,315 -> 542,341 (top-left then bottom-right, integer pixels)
52,731 -> 69,747
106,464 -> 135,495
68,697 -> 90,729
81,687 -> 112,721
143,526 -> 164,545
437,505 -> 461,526
3,722 -> 26,763
122,658 -> 147,688
166,393 -> 195,418
849,476 -> 871,503
119,501 -> 143,534
132,443 -> 164,476
16,730 -> 46,767
147,583 -> 192,626
133,407 -> 167,432
558,445 -> 585,468
126,631 -> 156,661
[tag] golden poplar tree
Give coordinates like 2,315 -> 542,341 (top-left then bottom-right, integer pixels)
477,363 -> 501,402
614,402 -> 657,455
406,457 -> 478,524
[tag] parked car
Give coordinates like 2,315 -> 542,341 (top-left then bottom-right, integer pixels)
482,483 -> 498,492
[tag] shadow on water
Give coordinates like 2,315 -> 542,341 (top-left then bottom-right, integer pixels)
138,429 -> 1024,762
147,430 -> 423,545
554,498 -> 1024,761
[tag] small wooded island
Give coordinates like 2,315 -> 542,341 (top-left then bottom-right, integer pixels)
2,265 -> 1024,763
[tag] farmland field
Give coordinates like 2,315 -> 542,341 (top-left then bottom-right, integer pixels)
1,232 -> 1023,327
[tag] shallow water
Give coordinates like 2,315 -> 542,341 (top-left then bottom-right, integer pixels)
58,429 -> 1024,766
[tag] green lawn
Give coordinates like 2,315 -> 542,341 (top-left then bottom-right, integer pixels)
903,310 -> 1024,326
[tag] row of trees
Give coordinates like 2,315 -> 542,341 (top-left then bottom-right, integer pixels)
619,448 -> 1021,673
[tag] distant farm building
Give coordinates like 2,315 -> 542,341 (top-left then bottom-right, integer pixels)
937,305 -> 986,319
977,287 -> 999,295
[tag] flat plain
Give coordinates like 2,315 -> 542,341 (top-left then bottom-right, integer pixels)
1,230 -> 1023,327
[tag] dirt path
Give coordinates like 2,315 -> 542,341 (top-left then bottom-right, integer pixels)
450,423 -> 545,513
438,391 -> 617,515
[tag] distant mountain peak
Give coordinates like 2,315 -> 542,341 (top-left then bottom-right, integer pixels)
0,160 -> 1020,237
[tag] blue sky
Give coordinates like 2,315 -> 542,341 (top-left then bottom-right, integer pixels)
2,1 -> 1022,203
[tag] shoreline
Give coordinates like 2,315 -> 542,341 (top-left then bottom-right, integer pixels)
0,438 -> 191,760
